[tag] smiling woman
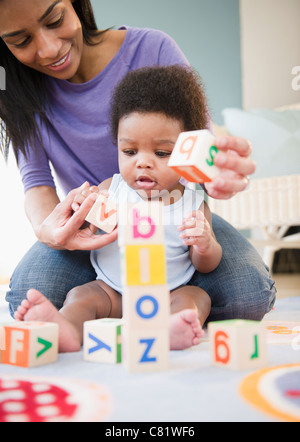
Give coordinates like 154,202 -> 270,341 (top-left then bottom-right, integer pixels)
0,0 -> 106,159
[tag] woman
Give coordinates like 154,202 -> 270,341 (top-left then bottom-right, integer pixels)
0,0 -> 276,320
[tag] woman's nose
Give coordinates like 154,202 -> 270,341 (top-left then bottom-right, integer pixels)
35,30 -> 62,61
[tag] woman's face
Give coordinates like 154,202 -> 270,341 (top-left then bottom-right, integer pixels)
0,0 -> 84,81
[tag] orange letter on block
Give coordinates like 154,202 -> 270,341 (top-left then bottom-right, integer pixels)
214,331 -> 230,365
2,327 -> 30,367
179,136 -> 197,161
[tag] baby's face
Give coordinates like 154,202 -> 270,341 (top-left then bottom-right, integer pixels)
118,112 -> 183,200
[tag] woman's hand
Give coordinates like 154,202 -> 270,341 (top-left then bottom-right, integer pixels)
204,136 -> 256,200
36,184 -> 118,251
71,181 -> 104,212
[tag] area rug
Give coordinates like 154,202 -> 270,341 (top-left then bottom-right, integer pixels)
1,287 -> 300,422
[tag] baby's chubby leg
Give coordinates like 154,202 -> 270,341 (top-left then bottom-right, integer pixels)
169,285 -> 211,350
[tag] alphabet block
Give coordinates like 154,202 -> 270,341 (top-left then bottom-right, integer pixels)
0,323 -> 7,363
1,322 -> 59,368
83,318 -> 123,364
121,244 -> 167,286
122,326 -> 169,373
122,285 -> 170,330
168,129 -> 220,183
118,201 -> 164,246
85,194 -> 118,233
118,200 -> 170,373
208,320 -> 268,371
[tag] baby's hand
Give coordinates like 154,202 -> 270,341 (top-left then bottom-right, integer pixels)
178,210 -> 214,254
72,181 -> 108,212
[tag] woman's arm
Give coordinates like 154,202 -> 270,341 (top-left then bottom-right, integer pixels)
25,186 -> 60,238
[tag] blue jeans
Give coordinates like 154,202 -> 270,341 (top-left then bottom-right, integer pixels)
6,214 -> 276,321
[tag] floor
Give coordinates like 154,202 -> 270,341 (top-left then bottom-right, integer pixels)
0,274 -> 299,422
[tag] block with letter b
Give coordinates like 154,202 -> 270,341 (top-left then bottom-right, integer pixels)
85,194 -> 118,233
208,320 -> 268,371
84,318 -> 123,364
168,129 -> 220,183
1,322 -> 59,368
118,201 -> 164,246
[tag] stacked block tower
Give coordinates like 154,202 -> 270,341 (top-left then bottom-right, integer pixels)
119,201 -> 170,373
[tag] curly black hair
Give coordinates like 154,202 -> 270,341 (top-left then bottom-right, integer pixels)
110,65 -> 209,143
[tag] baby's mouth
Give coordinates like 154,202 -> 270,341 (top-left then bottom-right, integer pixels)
136,176 -> 157,190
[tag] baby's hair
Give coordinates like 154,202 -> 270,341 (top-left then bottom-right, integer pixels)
111,64 -> 209,142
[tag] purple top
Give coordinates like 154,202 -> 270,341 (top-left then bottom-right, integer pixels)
18,26 -> 189,195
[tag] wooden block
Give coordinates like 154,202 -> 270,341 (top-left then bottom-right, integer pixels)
208,320 -> 268,371
0,323 -> 7,364
85,194 -> 118,233
1,322 -> 59,368
122,285 -> 170,330
118,201 -> 164,246
121,244 -> 167,286
168,129 -> 220,183
122,326 -> 169,373
84,318 -> 123,364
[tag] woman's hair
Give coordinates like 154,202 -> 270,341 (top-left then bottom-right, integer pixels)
0,0 -> 105,160
110,65 -> 209,143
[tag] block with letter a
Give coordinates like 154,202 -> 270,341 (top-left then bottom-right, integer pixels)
208,320 -> 268,371
85,194 -> 118,233
168,129 -> 220,183
119,201 -> 170,373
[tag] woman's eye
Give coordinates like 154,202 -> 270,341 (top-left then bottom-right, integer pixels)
47,13 -> 64,28
15,37 -> 31,48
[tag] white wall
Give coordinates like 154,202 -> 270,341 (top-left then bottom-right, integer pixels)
240,0 -> 300,110
0,153 -> 36,276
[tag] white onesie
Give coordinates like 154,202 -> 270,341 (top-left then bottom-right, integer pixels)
90,174 -> 204,293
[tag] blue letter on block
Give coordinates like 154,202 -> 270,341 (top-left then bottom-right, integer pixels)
136,295 -> 159,319
139,338 -> 157,363
88,333 -> 111,354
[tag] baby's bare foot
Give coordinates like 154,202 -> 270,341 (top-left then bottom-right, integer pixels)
15,289 -> 81,353
169,309 -> 203,350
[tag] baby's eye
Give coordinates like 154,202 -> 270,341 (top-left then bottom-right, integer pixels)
123,149 -> 136,156
155,151 -> 171,158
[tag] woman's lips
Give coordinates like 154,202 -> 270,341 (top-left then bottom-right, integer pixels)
46,49 -> 71,72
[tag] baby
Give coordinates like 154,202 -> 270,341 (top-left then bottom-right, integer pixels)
15,65 -> 222,352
